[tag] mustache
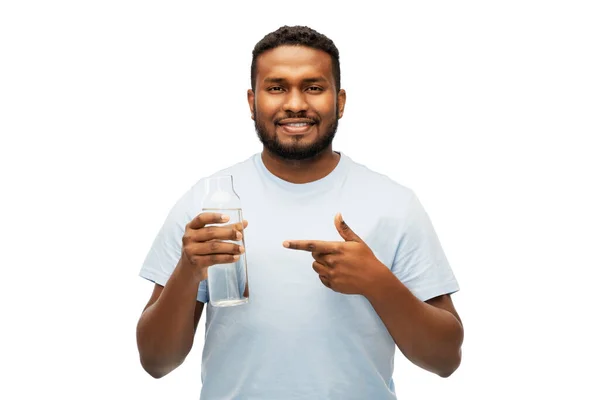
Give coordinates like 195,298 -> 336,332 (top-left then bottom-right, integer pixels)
274,113 -> 319,124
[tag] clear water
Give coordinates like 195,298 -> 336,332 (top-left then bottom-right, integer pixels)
202,208 -> 249,307
207,262 -> 249,307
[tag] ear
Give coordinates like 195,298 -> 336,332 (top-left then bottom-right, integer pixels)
337,89 -> 346,119
247,89 -> 255,120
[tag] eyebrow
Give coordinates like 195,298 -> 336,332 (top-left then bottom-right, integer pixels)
263,77 -> 328,84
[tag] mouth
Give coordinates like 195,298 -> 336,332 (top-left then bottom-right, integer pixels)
276,118 -> 317,135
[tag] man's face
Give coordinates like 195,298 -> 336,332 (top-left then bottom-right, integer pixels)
248,45 -> 346,160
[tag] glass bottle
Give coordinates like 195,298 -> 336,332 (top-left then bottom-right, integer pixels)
201,175 -> 249,307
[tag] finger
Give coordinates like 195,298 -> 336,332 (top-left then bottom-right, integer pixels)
224,220 -> 249,237
283,240 -> 341,254
313,261 -> 332,288
188,212 -> 229,230
236,220 -> 249,238
185,225 -> 242,244
319,275 -> 331,289
188,219 -> 248,243
229,220 -> 249,231
312,260 -> 330,276
334,213 -> 363,243
311,252 -> 335,267
189,241 -> 245,256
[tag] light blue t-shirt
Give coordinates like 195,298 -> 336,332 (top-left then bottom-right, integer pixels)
140,151 -> 459,400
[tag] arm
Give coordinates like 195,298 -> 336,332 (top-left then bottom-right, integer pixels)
364,269 -> 463,377
136,213 -> 247,379
284,212 -> 463,378
136,261 -> 205,379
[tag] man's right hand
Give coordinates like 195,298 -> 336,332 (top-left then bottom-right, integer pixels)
180,212 -> 247,281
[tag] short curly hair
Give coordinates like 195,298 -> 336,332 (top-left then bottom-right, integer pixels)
250,25 -> 341,92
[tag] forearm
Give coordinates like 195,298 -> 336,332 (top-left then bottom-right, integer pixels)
136,260 -> 203,378
365,269 -> 463,377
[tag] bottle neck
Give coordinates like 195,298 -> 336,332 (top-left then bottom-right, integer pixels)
204,175 -> 234,194
202,175 -> 240,209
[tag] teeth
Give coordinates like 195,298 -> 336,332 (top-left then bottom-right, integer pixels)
287,123 -> 309,127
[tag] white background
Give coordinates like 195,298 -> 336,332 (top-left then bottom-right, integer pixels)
1,1 -> 599,399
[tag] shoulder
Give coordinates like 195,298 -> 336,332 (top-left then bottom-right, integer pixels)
343,153 -> 416,210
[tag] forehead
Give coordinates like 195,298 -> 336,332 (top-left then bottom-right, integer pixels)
255,45 -> 334,83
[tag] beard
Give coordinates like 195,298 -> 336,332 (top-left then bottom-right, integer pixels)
254,108 -> 339,161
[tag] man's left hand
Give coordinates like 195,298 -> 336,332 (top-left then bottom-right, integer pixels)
283,213 -> 389,295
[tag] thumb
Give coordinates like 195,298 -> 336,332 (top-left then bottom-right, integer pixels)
334,213 -> 362,242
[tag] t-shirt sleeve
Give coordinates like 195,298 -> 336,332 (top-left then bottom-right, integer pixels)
138,187 -> 209,303
390,191 -> 459,302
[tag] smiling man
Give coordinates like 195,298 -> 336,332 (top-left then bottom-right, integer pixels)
250,43 -> 344,167
137,25 -> 463,399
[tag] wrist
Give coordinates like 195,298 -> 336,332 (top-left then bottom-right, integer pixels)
361,262 -> 397,300
177,258 -> 207,284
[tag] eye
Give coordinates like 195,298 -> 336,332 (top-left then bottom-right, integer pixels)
306,86 -> 323,92
268,86 -> 284,92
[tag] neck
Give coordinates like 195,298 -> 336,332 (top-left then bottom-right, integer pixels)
261,147 -> 341,184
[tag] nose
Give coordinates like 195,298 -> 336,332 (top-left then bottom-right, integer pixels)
282,88 -> 308,113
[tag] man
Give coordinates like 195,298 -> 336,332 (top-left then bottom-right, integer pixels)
137,25 -> 463,399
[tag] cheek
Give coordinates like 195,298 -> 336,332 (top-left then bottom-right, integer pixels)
309,96 -> 337,118
255,94 -> 280,116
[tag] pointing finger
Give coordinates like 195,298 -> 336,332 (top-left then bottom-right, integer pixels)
283,240 -> 341,254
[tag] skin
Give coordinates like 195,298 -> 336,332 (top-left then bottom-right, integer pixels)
284,213 -> 464,377
248,45 -> 346,183
136,214 -> 246,378
136,44 -> 463,380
